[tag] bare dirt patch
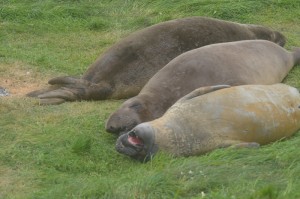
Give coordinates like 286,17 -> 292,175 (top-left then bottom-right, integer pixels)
0,62 -> 58,97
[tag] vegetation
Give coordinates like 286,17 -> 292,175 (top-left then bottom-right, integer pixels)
1,0 -> 299,198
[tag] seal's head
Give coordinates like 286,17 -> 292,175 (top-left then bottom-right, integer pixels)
115,123 -> 158,162
106,97 -> 152,135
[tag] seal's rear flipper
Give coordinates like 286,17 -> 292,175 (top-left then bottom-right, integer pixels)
27,86 -> 81,105
48,76 -> 88,86
27,76 -> 112,105
26,76 -> 83,97
26,86 -> 60,97
177,85 -> 230,103
272,31 -> 286,47
38,88 -> 78,101
292,47 -> 300,65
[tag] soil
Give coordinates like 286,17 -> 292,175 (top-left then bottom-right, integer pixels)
0,62 -> 56,97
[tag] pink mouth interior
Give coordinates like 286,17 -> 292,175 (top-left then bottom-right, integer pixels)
128,135 -> 143,145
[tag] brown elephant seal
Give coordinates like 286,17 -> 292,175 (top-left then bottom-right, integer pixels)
106,40 -> 300,134
115,84 -> 300,162
26,16 -> 286,105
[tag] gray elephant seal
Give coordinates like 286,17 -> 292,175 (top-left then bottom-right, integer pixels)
26,16 -> 286,105
116,84 -> 300,161
106,40 -> 300,134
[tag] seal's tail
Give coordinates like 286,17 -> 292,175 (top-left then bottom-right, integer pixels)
273,31 -> 286,47
292,47 -> 300,65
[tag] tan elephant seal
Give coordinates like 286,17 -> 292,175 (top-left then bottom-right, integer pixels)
115,84 -> 300,162
106,40 -> 300,134
26,16 -> 286,105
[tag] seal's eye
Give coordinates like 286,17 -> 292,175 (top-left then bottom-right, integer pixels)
129,102 -> 143,111
130,103 -> 140,108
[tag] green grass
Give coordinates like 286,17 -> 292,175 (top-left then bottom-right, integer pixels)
1,0 -> 300,198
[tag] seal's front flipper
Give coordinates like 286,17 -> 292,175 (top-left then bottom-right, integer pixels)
177,85 -> 231,103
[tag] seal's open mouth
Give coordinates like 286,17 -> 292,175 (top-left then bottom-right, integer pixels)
128,131 -> 144,146
115,130 -> 144,158
116,124 -> 158,162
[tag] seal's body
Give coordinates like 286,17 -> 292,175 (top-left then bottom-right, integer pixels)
106,40 -> 300,134
27,17 -> 286,105
116,84 -> 300,161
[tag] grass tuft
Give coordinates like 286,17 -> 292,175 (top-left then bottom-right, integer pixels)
71,136 -> 92,154
88,19 -> 110,31
252,185 -> 279,199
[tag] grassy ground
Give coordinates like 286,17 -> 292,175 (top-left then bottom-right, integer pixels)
1,0 -> 300,198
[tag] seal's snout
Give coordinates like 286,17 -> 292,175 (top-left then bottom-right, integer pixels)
106,107 -> 141,134
106,125 -> 127,134
105,115 -> 125,134
115,123 -> 158,162
115,128 -> 146,156
105,125 -> 119,134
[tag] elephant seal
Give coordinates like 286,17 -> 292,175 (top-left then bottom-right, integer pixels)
26,17 -> 286,105
115,84 -> 300,162
106,40 -> 300,134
